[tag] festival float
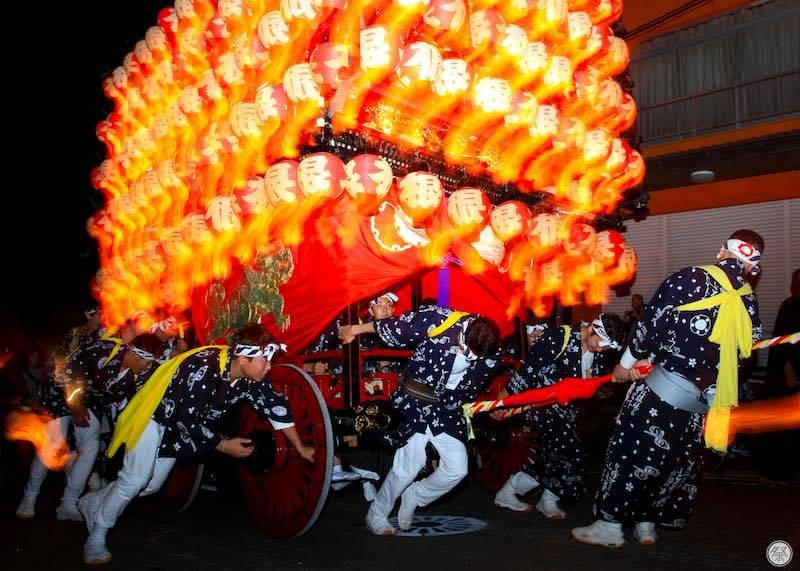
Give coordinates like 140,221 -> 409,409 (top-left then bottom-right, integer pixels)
87,0 -> 644,537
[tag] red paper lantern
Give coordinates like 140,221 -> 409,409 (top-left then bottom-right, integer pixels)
254,84 -> 289,122
528,212 -> 562,256
396,42 -> 443,87
564,223 -> 597,256
469,9 -> 506,50
310,43 -> 351,88
359,25 -> 400,72
205,196 -> 242,232
423,0 -> 467,31
593,229 -> 625,266
397,171 -> 443,224
235,177 -> 269,215
265,160 -> 301,204
490,201 -> 532,242
298,152 -> 346,198
447,187 -> 491,235
344,154 -> 394,207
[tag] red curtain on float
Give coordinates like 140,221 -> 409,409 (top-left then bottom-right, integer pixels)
193,213 -> 522,355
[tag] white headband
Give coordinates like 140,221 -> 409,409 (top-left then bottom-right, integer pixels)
526,324 -> 547,335
234,342 -> 287,361
130,345 -> 157,361
369,292 -> 399,306
458,318 -> 479,361
724,239 -> 761,266
592,317 -> 620,350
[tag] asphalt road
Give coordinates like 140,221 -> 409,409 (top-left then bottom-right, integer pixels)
4,469 -> 798,571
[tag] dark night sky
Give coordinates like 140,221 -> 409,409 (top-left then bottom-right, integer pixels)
3,2 -> 166,343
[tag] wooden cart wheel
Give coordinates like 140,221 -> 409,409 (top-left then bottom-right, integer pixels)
158,459 -> 205,513
238,364 -> 334,538
472,419 -> 538,493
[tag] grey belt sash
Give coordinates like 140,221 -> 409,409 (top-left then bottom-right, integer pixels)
645,365 -> 710,414
398,372 -> 440,404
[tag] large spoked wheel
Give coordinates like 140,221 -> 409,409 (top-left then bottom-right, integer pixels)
472,418 -> 538,493
238,364 -> 334,538
158,459 -> 205,513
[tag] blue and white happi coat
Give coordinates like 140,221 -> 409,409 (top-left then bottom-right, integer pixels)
152,347 -> 293,458
594,259 -> 762,527
374,306 -> 503,445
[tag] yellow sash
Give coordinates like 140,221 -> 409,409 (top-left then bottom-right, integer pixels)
100,337 -> 125,367
676,264 -> 754,452
427,311 -> 470,337
107,345 -> 229,457
557,325 -> 572,358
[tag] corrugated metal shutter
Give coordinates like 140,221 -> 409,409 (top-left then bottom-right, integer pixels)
605,199 -> 800,351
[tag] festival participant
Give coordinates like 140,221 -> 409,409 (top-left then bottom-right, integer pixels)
572,230 -> 763,547
78,323 -> 314,565
16,330 -> 161,522
494,314 -> 623,518
340,306 -> 502,536
150,316 -> 191,363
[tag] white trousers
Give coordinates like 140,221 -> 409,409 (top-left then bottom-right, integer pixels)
372,426 -> 468,518
24,412 -> 101,505
94,419 -> 176,529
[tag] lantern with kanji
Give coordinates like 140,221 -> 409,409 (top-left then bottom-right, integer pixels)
235,177 -> 268,215
344,154 -> 393,211
298,152 -> 346,199
265,160 -> 301,204
423,0 -> 466,31
182,213 -> 213,243
593,229 -> 625,267
609,244 -> 637,285
254,84 -> 289,123
397,171 -> 443,224
527,212 -> 563,257
205,196 -> 242,232
359,25 -> 400,72
447,187 -> 491,237
310,42 -> 351,88
564,223 -> 597,257
396,42 -> 443,87
490,201 -> 532,242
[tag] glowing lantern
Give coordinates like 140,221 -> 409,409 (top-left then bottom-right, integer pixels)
157,7 -> 178,36
583,129 -> 611,162
182,213 -> 213,243
499,25 -> 528,58
471,225 -> 505,266
567,12 -> 592,43
359,26 -> 400,72
344,154 -> 393,206
230,102 -> 264,138
593,229 -> 625,266
505,91 -> 539,127
447,188 -> 491,236
423,0 -> 466,31
284,64 -> 323,105
473,78 -> 512,114
519,42 -> 548,76
310,43 -> 351,88
528,212 -> 562,256
198,70 -> 224,103
281,0 -> 321,22
396,42 -> 443,87
143,170 -> 162,199
609,244 -> 637,284
298,152 -> 346,198
156,159 -> 181,189
178,86 -> 202,115
216,53 -> 245,86
134,40 -> 153,66
205,196 -> 242,232
432,58 -> 470,96
539,258 -> 563,294
257,11 -> 290,47
266,160 -> 301,204
564,223 -> 597,256
167,101 -> 189,129
161,226 -> 186,257
235,177 -> 269,215
552,117 -> 586,150
530,104 -> 559,137
397,171 -> 443,224
255,84 -> 289,122
469,9 -> 505,50
490,201 -> 532,242
145,26 -> 169,55
542,56 -> 574,95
